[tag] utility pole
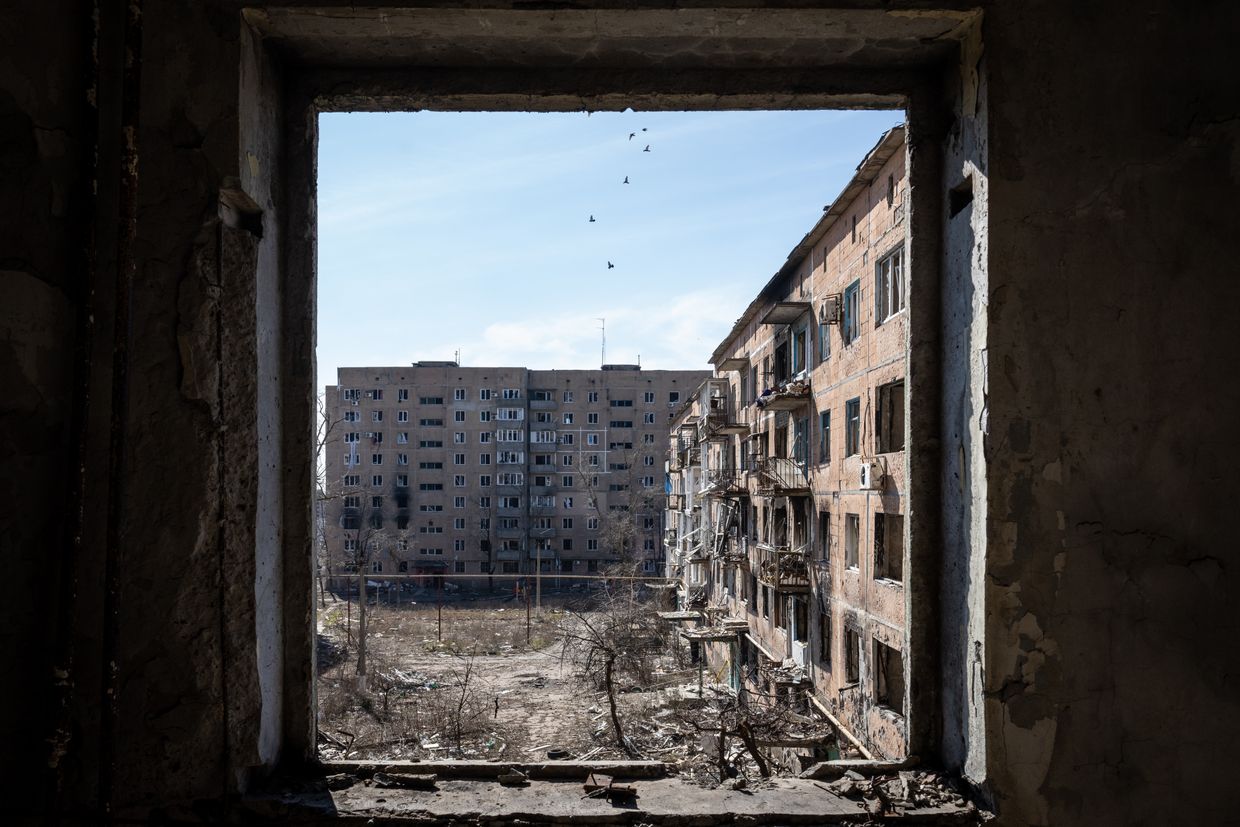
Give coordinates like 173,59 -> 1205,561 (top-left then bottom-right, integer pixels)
597,317 -> 606,367
535,541 -> 542,612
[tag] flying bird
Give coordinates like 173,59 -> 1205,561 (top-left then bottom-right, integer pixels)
643,145 -> 651,152
642,127 -> 648,132
589,215 -> 596,223
623,176 -> 629,184
629,132 -> 636,140
607,261 -> 615,269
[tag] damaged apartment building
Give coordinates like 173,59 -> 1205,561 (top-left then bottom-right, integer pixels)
325,363 -> 707,590
665,126 -> 909,760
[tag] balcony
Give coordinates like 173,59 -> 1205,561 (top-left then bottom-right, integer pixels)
753,542 -> 811,591
674,423 -> 701,463
720,535 -> 749,567
754,456 -> 811,496
496,527 -> 524,539
496,547 -> 523,561
529,397 -> 558,411
702,466 -> 747,498
755,378 -> 812,411
666,493 -> 686,511
699,379 -> 749,440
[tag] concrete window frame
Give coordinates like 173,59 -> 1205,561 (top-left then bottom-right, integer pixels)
224,2 -> 988,787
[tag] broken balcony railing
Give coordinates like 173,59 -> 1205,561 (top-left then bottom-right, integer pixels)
702,466 -> 747,497
700,401 -> 749,441
719,535 -> 748,566
755,379 -> 812,411
755,456 -> 811,496
753,542 -> 811,591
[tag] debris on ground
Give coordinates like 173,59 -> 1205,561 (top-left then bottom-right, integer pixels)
372,771 -> 438,790
815,767 -> 977,816
497,768 -> 529,787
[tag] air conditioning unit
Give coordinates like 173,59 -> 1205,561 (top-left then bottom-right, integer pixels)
821,294 -> 843,324
859,461 -> 883,490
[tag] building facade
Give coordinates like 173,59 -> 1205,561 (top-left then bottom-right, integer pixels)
324,363 -> 708,591
665,126 -> 909,760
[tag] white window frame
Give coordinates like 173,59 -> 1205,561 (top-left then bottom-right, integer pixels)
875,246 -> 906,324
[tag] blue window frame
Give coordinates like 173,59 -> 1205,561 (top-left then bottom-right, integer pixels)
819,410 -> 831,464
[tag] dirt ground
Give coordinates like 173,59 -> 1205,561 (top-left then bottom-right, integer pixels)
316,591 -> 694,766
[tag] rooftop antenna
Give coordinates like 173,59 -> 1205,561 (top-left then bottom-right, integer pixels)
455,348 -> 460,366
597,317 -> 606,367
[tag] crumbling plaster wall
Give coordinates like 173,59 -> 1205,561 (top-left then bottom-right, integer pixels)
938,21 -> 988,789
979,2 -> 1240,825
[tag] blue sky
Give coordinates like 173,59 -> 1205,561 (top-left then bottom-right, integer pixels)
317,109 -> 903,392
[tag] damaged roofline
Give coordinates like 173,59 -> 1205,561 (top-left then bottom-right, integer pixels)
708,124 -> 907,366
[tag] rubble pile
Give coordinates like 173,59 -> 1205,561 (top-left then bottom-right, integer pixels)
813,767 -> 983,818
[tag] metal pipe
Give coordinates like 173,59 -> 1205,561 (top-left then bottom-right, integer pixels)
807,692 -> 875,761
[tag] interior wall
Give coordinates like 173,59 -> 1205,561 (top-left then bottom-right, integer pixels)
1,2 -> 1237,826
0,3 -> 87,804
938,23 -> 989,787
980,2 -> 1240,825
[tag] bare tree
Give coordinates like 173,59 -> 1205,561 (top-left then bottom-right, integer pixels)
674,681 -> 825,782
436,650 -> 495,757
315,391 -> 347,608
321,416 -> 408,687
559,575 -> 666,757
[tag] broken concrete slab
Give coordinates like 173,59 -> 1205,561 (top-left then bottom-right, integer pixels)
245,776 -> 909,824
799,756 -> 919,780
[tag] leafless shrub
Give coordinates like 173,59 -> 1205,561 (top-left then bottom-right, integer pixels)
559,568 -> 664,758
673,682 -> 825,783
